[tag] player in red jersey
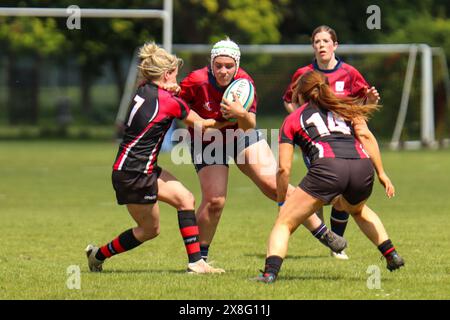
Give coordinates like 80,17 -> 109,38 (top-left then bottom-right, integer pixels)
256,71 -> 404,283
85,43 -> 225,274
282,25 -> 381,260
179,38 -> 346,266
283,25 -> 380,113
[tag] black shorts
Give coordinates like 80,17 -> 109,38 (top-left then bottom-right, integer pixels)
299,158 -> 374,205
190,129 -> 263,173
112,167 -> 162,205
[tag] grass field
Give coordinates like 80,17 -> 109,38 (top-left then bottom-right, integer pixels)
0,140 -> 449,300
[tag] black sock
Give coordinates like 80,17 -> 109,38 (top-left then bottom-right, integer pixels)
311,222 -> 328,239
178,210 -> 202,263
378,239 -> 396,256
200,244 -> 210,262
264,255 -> 283,276
330,208 -> 350,237
95,228 -> 142,261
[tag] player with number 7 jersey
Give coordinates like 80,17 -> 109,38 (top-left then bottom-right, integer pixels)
113,83 -> 189,174
85,43 -> 226,276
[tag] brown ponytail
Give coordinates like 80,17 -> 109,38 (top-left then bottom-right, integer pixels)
292,70 -> 379,121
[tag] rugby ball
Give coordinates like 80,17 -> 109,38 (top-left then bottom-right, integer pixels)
222,79 -> 255,121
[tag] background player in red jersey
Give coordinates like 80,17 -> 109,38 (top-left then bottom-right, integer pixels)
282,25 -> 381,260
257,71 -> 404,283
179,38 -> 346,266
85,43 -> 225,274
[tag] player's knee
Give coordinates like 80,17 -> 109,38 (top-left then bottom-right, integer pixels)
263,178 -> 276,193
177,191 -> 195,211
286,184 -> 296,197
276,216 -> 298,234
205,196 -> 226,214
257,176 -> 277,199
348,208 -> 362,217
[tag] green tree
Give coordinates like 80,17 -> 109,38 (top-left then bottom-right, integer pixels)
380,15 -> 450,140
1,0 -> 162,124
174,0 -> 285,44
52,0 -> 161,119
275,0 -> 450,139
0,16 -> 65,124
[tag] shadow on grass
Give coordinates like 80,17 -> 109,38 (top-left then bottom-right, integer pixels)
82,269 -> 185,275
245,253 -> 327,260
278,274 -> 355,281
269,273 -> 395,283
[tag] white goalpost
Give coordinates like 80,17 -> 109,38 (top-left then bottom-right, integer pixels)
0,3 -> 173,52
2,5 -> 447,148
0,2 -> 174,132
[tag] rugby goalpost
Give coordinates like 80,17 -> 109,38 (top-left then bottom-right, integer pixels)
0,2 -> 174,131
171,43 -> 449,149
2,5 -> 447,148
0,3 -> 173,51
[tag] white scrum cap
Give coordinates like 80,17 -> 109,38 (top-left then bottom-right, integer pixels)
210,38 -> 241,76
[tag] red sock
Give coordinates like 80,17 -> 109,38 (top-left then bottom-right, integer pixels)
178,210 -> 202,263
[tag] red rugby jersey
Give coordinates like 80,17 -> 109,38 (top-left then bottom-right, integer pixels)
113,82 -> 189,174
179,66 -> 257,137
279,102 -> 369,163
283,58 -> 369,103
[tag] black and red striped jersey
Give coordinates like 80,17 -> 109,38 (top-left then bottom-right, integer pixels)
113,82 -> 189,174
279,102 -> 369,163
283,58 -> 369,103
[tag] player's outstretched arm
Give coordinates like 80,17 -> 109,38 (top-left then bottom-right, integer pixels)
183,110 -> 216,130
183,110 -> 234,131
277,143 -> 294,204
353,118 -> 395,198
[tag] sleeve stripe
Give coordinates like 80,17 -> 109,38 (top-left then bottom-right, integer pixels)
174,97 -> 189,119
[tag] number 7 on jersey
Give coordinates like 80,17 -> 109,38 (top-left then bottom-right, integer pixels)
127,95 -> 145,126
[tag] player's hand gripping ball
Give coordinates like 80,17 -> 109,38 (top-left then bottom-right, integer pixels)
221,79 -> 254,122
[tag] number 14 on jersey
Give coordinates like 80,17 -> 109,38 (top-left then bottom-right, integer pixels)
306,111 -> 351,136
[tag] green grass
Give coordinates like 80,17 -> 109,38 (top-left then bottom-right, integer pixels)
0,141 -> 449,300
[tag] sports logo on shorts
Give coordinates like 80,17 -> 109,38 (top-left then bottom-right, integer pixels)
335,81 -> 345,92
144,195 -> 156,200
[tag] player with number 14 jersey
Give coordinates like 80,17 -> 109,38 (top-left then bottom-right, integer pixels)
280,102 -> 369,164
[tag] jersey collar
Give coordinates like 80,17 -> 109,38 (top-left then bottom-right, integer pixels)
313,56 -> 343,73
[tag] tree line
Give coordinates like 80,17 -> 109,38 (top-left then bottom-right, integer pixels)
0,0 -> 448,138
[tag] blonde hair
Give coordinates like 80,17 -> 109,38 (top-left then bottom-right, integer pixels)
138,42 -> 183,82
293,71 -> 379,121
